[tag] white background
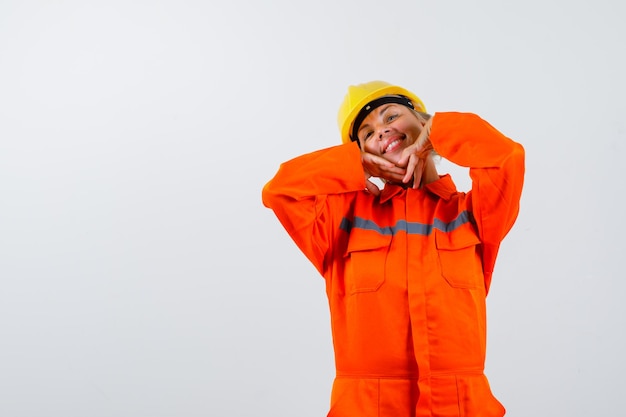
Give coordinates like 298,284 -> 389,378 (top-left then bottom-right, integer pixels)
1,1 -> 624,416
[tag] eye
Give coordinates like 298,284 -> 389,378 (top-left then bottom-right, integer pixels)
362,131 -> 373,141
387,113 -> 398,122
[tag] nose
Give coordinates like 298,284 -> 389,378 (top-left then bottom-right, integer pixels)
378,128 -> 390,140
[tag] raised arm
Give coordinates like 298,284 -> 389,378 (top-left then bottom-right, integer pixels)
262,143 -> 365,275
429,112 -> 526,291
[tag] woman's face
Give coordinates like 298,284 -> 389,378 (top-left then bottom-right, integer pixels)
356,103 -> 424,165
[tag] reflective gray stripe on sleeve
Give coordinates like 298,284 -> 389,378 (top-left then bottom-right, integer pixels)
340,211 -> 474,236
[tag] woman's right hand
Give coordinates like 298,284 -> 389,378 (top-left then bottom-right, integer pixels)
361,151 -> 407,196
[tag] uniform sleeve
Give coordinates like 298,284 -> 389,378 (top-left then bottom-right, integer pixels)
429,112 -> 525,292
262,142 -> 365,275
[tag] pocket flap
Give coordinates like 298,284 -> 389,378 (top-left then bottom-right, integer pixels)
435,229 -> 481,250
345,228 -> 392,254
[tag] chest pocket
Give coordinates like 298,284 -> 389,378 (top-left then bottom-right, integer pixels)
344,229 -> 392,294
435,229 -> 484,289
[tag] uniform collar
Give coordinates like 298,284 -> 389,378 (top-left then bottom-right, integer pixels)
378,174 -> 458,204
379,183 -> 404,204
422,174 -> 458,200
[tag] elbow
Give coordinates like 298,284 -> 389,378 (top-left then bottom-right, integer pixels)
261,179 -> 278,209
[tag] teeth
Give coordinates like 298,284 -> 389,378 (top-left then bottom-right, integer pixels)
384,139 -> 401,153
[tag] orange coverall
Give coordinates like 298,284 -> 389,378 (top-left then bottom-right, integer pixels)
262,112 -> 525,417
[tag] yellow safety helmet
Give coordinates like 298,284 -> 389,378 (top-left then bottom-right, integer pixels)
337,80 -> 426,144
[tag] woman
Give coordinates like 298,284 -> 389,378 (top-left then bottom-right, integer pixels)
262,80 -> 525,417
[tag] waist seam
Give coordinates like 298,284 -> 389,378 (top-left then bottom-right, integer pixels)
336,369 -> 484,380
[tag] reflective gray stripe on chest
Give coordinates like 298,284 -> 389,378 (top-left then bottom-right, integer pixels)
339,211 -> 474,236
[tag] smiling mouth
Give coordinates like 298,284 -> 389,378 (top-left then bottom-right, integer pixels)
382,137 -> 404,154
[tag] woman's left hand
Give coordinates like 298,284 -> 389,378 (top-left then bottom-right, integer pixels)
397,116 -> 434,188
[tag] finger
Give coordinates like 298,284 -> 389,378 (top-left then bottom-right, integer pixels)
378,165 -> 407,183
382,165 -> 407,176
402,155 -> 419,183
362,153 -> 397,178
363,151 -> 392,167
410,119 -> 434,159
372,155 -> 396,169
417,117 -> 433,146
412,158 -> 425,189
397,143 -> 427,168
396,148 -> 414,168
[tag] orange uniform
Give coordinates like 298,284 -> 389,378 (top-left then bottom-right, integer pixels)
262,112 -> 525,417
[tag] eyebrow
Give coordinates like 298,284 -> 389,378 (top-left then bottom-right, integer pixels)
357,104 -> 396,136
